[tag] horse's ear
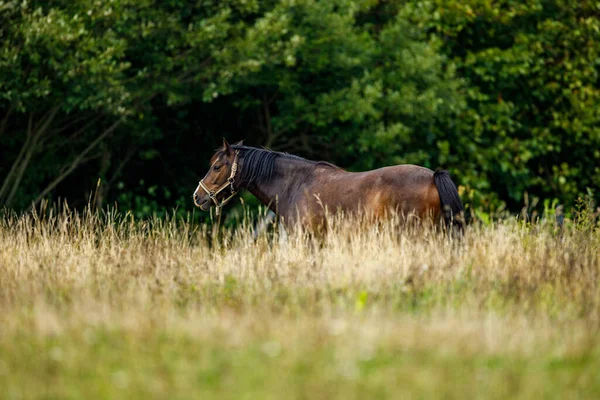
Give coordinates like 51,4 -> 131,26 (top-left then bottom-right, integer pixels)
222,138 -> 233,156
234,140 -> 244,146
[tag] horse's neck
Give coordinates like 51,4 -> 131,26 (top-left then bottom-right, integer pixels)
243,157 -> 313,214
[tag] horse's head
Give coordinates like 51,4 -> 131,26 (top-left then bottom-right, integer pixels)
193,139 -> 241,212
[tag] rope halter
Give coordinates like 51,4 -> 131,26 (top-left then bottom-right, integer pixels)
196,151 -> 239,216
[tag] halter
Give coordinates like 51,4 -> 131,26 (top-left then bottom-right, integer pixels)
197,151 -> 239,216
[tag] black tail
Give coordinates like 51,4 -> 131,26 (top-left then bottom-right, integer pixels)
433,170 -> 465,232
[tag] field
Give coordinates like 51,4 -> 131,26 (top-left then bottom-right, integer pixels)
1,207 -> 599,399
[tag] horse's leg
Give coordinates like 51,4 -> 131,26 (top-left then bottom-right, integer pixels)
277,216 -> 289,246
253,210 -> 277,240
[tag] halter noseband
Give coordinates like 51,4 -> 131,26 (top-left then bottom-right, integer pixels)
197,151 -> 239,215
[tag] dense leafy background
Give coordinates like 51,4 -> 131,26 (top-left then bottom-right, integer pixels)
1,0 -> 598,218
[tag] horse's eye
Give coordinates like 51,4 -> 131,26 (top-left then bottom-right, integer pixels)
213,165 -> 221,171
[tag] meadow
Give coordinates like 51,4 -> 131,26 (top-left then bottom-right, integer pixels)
0,205 -> 599,399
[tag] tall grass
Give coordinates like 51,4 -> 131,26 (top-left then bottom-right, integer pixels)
0,205 -> 599,399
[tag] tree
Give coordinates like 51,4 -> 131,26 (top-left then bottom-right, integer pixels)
3,0 -> 596,215
219,0 -> 465,172
409,0 -> 600,208
0,0 -> 267,209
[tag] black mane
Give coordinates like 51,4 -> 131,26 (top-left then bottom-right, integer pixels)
223,145 -> 340,187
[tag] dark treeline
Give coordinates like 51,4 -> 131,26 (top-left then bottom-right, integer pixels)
1,0 -> 598,218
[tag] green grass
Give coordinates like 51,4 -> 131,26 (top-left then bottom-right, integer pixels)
0,208 -> 599,399
2,311 -> 600,399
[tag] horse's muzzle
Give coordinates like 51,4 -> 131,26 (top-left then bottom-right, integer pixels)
193,193 -> 210,210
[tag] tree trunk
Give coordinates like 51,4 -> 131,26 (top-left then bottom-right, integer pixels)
3,106 -> 60,206
0,105 -> 14,141
0,114 -> 33,204
32,117 -> 124,207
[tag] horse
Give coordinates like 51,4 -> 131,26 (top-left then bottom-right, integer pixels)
193,139 -> 464,232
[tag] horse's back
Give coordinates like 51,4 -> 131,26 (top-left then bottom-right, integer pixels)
303,164 -> 440,220
358,165 -> 440,218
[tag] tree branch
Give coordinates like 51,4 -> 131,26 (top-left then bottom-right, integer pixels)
31,117 -> 125,207
178,57 -> 214,84
0,113 -> 33,203
46,114 -> 104,149
33,105 -> 61,134
0,105 -> 14,141
4,106 -> 60,206
44,112 -> 92,141
107,143 -> 139,187
263,94 -> 276,148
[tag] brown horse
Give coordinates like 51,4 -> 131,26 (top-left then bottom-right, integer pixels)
193,139 -> 464,231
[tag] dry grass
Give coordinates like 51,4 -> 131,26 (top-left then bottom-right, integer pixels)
0,206 -> 599,399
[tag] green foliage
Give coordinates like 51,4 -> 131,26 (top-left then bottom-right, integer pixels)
407,0 -> 600,208
1,0 -> 598,215
225,0 -> 465,172
0,0 -> 277,210
0,0 -> 129,113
